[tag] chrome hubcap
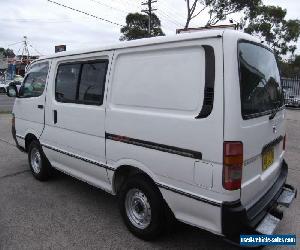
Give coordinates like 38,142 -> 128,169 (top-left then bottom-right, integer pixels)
31,148 -> 41,174
125,188 -> 151,229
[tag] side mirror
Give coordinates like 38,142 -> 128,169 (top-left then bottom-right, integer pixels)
6,85 -> 18,98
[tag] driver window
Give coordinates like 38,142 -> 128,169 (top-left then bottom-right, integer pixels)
20,62 -> 49,98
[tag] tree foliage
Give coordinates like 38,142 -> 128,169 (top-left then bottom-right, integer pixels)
244,5 -> 300,58
120,13 -> 165,41
206,0 -> 261,26
183,1 -> 300,59
294,54 -> 300,68
184,0 -> 261,29
279,54 -> 300,77
0,48 -> 15,58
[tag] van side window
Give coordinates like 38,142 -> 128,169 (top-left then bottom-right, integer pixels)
56,64 -> 81,102
55,60 -> 108,105
19,62 -> 49,98
78,62 -> 107,105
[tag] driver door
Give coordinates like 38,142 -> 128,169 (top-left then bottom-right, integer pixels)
14,60 -> 51,140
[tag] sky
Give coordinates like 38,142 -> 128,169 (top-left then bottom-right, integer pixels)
0,0 -> 299,57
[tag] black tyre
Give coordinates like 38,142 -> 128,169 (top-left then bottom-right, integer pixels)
119,174 -> 166,241
28,140 -> 51,181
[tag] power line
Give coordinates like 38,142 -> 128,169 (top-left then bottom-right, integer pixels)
160,9 -> 185,26
47,0 -> 123,27
7,37 -> 43,57
157,9 -> 183,27
7,41 -> 24,47
89,0 -> 128,14
127,0 -> 184,20
29,44 -> 43,56
156,12 -> 180,28
126,0 -> 184,28
93,0 -> 183,30
160,1 -> 187,22
95,0 -> 178,30
114,0 -> 140,9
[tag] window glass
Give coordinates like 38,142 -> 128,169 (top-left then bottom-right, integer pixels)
78,62 -> 107,105
20,62 -> 49,98
55,60 -> 108,105
239,42 -> 283,119
55,64 -> 81,102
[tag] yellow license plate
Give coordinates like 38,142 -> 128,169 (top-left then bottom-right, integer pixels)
262,148 -> 274,171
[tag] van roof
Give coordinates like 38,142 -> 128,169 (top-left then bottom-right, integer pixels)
37,29 -> 256,61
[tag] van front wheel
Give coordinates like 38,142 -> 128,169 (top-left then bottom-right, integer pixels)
28,140 -> 51,181
119,175 -> 166,240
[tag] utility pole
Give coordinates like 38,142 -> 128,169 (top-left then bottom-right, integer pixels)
142,0 -> 157,36
19,36 -> 30,75
20,36 -> 30,64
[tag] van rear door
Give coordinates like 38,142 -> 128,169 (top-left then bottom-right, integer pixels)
224,37 -> 285,208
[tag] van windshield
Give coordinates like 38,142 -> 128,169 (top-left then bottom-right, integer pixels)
238,41 -> 283,119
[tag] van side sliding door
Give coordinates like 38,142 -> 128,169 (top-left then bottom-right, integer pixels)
40,52 -> 114,192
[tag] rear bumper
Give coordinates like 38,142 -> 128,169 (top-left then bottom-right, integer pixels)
221,160 -> 297,237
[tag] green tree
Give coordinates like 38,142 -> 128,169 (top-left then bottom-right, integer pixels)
183,0 -> 261,29
293,54 -> 300,68
120,13 -> 165,41
279,54 -> 300,77
244,5 -> 300,58
0,48 -> 15,58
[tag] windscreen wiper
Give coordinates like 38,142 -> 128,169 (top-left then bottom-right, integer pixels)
269,102 -> 282,120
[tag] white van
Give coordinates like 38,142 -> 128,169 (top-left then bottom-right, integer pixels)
7,30 -> 296,242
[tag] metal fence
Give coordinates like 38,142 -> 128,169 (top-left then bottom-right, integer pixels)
281,76 -> 300,107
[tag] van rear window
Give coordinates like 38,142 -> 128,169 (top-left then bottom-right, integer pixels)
238,41 -> 283,119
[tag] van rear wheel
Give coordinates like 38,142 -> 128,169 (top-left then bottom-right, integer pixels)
28,140 -> 51,181
118,175 -> 166,240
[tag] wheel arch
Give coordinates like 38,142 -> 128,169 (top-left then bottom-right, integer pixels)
110,160 -> 160,195
25,133 -> 39,152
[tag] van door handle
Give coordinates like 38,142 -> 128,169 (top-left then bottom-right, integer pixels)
37,105 -> 44,109
53,110 -> 57,124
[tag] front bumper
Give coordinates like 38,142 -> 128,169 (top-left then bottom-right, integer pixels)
221,160 -> 297,238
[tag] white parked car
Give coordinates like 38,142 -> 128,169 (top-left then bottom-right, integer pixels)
0,75 -> 24,93
6,30 -> 296,243
286,95 -> 300,107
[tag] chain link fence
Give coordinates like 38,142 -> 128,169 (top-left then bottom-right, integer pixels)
282,76 -> 300,107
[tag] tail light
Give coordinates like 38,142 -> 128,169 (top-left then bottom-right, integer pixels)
283,134 -> 286,151
223,142 -> 243,190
